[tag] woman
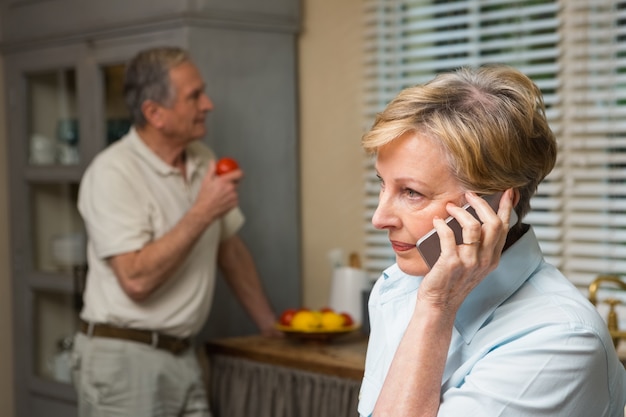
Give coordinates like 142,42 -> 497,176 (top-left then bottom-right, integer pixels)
358,65 -> 626,417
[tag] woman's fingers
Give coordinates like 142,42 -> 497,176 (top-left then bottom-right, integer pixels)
422,189 -> 517,311
431,190 -> 515,273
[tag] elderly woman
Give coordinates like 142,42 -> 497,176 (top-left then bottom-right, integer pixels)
358,65 -> 626,417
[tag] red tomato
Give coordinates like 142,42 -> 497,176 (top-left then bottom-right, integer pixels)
320,307 -> 334,313
340,312 -> 354,327
215,157 -> 239,175
279,308 -> 298,326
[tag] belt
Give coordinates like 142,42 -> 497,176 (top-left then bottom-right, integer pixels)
79,320 -> 191,355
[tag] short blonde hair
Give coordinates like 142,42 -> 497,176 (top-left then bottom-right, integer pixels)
363,65 -> 556,220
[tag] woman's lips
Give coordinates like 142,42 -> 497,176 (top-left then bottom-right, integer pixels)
390,240 -> 416,252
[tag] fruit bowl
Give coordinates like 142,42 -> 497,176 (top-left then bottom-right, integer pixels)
274,323 -> 360,343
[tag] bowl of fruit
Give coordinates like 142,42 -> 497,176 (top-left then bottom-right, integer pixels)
275,307 -> 359,342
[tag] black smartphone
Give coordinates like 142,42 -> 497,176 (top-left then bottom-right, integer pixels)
416,192 -> 518,269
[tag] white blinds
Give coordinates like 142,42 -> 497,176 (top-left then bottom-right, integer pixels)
363,0 -> 626,288
557,0 -> 626,284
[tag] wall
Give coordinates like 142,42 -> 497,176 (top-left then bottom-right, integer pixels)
299,0 -> 365,309
0,0 -> 364,414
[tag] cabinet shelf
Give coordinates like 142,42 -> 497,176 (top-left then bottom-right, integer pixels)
24,166 -> 83,183
30,376 -> 76,403
29,271 -> 78,294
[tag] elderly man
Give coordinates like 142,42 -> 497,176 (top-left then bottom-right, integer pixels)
71,46 -> 278,417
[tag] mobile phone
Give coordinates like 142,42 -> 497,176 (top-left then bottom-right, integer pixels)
416,192 -> 518,269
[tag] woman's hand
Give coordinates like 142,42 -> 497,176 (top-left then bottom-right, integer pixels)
372,189 -> 515,416
418,189 -> 515,315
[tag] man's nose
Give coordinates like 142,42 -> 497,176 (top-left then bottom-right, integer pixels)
201,93 -> 214,111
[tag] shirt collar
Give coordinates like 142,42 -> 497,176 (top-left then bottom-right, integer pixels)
379,263 -> 421,303
454,226 -> 544,343
379,226 -> 544,343
128,127 -> 204,178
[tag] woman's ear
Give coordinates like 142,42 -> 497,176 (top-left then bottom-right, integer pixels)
512,188 -> 521,208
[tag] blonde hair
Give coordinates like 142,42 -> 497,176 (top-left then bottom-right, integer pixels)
363,65 -> 556,220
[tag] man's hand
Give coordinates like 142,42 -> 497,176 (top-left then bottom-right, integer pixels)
191,160 -> 243,226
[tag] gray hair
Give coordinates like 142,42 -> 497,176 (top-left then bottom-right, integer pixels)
124,46 -> 191,127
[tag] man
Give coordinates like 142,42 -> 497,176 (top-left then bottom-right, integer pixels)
71,46 -> 278,416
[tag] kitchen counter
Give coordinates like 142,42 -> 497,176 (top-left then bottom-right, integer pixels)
205,332 -> 367,417
205,333 -> 626,417
206,331 -> 368,379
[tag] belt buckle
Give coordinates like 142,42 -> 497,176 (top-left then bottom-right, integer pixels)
151,331 -> 159,349
86,321 -> 95,337
171,338 -> 187,355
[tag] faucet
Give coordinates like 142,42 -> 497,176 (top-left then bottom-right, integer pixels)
588,274 -> 626,348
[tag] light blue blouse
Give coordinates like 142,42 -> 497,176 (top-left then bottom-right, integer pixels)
358,227 -> 626,417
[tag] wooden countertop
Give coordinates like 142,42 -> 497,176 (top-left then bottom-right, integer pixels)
206,332 -> 368,380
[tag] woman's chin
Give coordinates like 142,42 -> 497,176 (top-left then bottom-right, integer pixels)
396,257 -> 429,277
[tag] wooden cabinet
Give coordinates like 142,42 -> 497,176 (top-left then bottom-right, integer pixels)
2,2 -> 301,416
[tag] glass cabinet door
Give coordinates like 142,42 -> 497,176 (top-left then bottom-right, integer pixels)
29,182 -> 84,382
24,63 -> 128,385
26,65 -> 84,384
27,69 -> 80,166
31,183 -> 84,274
34,291 -> 78,383
103,63 -> 130,145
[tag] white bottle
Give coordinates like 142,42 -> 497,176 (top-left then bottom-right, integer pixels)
328,253 -> 368,325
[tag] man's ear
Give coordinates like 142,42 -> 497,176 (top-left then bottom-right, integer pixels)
141,100 -> 164,129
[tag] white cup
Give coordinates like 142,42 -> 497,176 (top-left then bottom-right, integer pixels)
30,133 -> 56,165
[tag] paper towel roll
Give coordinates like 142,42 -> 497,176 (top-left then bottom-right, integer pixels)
328,266 -> 369,325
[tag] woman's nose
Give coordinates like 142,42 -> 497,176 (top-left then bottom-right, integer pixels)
371,194 -> 399,230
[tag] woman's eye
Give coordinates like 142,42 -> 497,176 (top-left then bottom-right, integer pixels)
404,188 -> 420,198
376,175 -> 385,189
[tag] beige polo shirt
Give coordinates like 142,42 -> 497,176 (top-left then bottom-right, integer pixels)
77,128 -> 244,338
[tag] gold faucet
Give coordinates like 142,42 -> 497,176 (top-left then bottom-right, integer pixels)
588,274 -> 626,348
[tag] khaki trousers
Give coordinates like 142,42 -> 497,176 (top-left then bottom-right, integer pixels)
71,332 -> 211,417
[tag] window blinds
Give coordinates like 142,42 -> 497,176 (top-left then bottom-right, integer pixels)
363,0 -> 626,289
